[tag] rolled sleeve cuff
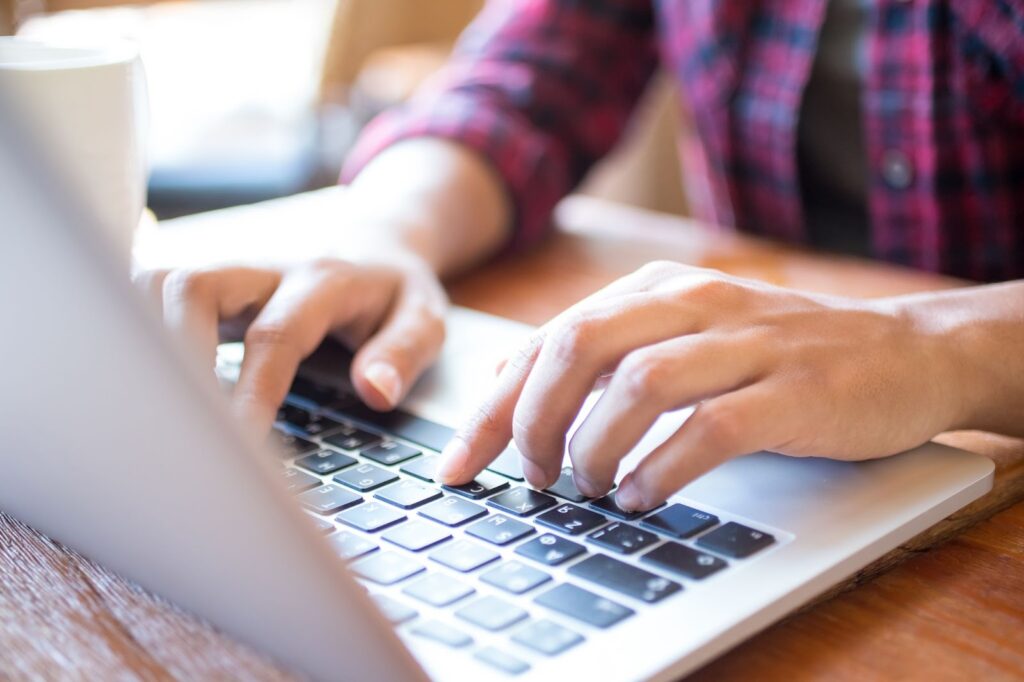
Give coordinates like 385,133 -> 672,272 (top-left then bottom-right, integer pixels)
341,92 -> 570,253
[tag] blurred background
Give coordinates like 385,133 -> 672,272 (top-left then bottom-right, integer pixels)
1,0 -> 689,221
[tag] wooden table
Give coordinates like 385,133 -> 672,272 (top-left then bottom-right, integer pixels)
3,189 -> 1022,679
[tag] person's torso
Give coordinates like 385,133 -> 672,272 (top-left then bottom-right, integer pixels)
655,0 -> 1024,281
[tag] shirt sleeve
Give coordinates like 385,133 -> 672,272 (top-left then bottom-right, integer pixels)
341,0 -> 659,251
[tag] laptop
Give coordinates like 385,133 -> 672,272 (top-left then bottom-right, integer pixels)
0,93 -> 995,681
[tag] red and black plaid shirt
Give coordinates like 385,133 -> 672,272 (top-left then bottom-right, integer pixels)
344,0 -> 1024,282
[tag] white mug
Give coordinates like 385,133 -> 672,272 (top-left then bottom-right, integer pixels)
0,37 -> 148,267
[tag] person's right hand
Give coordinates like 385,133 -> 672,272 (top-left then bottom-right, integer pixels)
134,255 -> 447,432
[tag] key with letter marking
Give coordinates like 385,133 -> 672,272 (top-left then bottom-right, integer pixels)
488,487 -> 557,517
298,483 -> 362,514
536,503 -> 607,536
515,534 -> 586,566
333,463 -> 398,492
442,470 -> 510,500
465,514 -> 534,546
587,522 -> 659,555
419,496 -> 488,527
295,450 -> 357,475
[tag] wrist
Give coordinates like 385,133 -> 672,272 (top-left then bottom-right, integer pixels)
330,191 -> 446,275
879,294 -> 991,433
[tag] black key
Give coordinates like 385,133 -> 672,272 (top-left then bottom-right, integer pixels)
295,450 -> 358,475
400,455 -> 440,482
442,470 -> 511,500
350,551 -> 424,585
374,479 -> 442,509
696,521 -> 775,558
333,463 -> 399,492
336,501 -> 406,532
331,402 -> 455,452
473,647 -> 530,675
589,494 -> 662,521
323,424 -> 381,451
536,503 -> 607,536
455,595 -> 528,632
480,560 -> 551,595
372,593 -> 418,625
271,430 -> 319,457
402,572 -> 475,607
487,487 -> 557,517
465,514 -> 534,546
409,620 -> 472,649
328,531 -> 378,561
641,504 -> 719,539
486,447 -> 525,481
298,483 -> 362,514
382,519 -> 451,552
544,467 -> 595,503
641,542 -> 728,580
277,404 -> 344,437
362,441 -> 421,466
328,402 -> 455,452
281,468 -> 320,493
277,402 -> 311,425
515,534 -> 586,566
587,522 -> 659,555
534,583 -> 634,629
568,554 -> 681,603
419,496 -> 488,527
511,619 -> 583,656
429,539 -> 499,572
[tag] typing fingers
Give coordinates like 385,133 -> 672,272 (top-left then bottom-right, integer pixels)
441,292 -> 702,488
567,332 -> 764,497
509,294 -> 700,489
614,382 -> 783,511
233,264 -> 368,431
160,267 -> 281,371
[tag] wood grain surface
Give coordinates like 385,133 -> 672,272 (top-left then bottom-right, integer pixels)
3,189 -> 1022,680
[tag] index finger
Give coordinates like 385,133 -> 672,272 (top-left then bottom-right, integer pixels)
437,333 -> 544,486
233,268 -> 357,431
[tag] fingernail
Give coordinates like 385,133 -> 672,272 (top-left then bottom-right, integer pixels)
438,437 -> 469,484
615,479 -> 643,512
364,361 -> 402,407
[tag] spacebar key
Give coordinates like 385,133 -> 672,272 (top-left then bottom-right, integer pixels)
534,583 -> 634,629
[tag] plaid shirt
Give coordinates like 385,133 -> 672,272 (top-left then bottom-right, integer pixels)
343,0 -> 1024,282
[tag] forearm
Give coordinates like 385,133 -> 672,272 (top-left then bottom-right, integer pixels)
343,138 -> 511,278
890,281 -> 1024,437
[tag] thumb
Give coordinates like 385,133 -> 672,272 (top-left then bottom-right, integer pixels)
350,286 -> 446,411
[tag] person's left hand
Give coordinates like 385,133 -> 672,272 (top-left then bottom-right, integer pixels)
437,261 -> 970,511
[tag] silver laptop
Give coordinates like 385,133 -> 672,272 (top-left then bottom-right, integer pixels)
0,94 -> 995,682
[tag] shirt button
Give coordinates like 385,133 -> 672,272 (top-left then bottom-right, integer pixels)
881,149 -> 914,189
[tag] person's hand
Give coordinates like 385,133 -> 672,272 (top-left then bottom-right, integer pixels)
134,254 -> 447,431
438,261 -> 970,511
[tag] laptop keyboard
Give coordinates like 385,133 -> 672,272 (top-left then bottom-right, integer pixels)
274,378 -> 781,676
